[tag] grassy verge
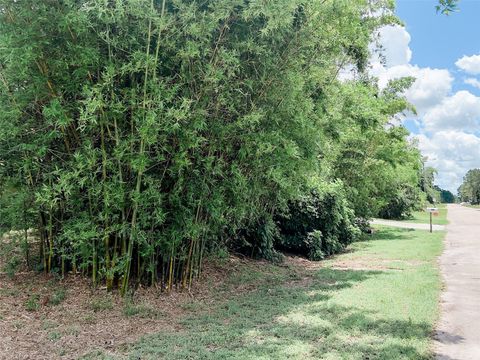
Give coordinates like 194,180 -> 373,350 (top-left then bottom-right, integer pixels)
401,204 -> 448,225
466,204 -> 480,209
128,227 -> 444,360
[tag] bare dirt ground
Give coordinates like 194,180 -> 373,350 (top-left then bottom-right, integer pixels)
0,257 -> 242,360
435,204 -> 480,359
0,255 -> 308,360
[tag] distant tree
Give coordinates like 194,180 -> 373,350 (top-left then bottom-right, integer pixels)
420,166 -> 439,204
434,186 -> 456,204
458,169 -> 480,204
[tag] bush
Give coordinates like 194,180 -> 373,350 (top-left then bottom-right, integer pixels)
354,218 -> 372,234
230,217 -> 283,263
276,182 -> 361,260
379,184 -> 421,220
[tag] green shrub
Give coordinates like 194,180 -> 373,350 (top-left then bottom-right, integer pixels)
231,217 -> 282,262
379,184 -> 421,220
0,0 -> 421,292
276,183 -> 361,260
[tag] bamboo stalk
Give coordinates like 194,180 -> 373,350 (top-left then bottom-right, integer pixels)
100,123 -> 113,291
47,206 -> 53,273
121,0 -> 155,295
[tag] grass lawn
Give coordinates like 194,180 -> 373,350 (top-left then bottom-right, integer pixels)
128,227 -> 444,360
400,204 -> 448,225
466,204 -> 480,209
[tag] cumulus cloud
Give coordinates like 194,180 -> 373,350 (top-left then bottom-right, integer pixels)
456,54 -> 480,75
369,25 -> 480,192
372,25 -> 412,67
372,64 -> 453,115
370,25 -> 453,115
423,91 -> 480,133
417,131 -> 480,191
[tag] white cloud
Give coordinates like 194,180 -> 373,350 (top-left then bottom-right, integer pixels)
417,131 -> 480,192
369,26 -> 480,192
370,25 -> 453,115
456,54 -> 480,75
404,68 -> 453,115
465,78 -> 480,89
371,64 -> 453,115
372,25 -> 412,67
423,91 -> 480,133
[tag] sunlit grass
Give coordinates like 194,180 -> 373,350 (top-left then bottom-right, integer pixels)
128,227 -> 444,360
401,204 -> 448,225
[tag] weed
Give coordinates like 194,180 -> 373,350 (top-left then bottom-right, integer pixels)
90,297 -> 113,312
123,301 -> 162,318
41,320 -> 58,330
57,348 -> 67,357
48,331 -> 62,342
49,288 -> 66,306
4,256 -> 20,278
25,294 -> 40,311
83,314 -> 96,324
79,349 -> 113,360
12,320 -> 24,330
0,288 -> 19,297
65,325 -> 80,336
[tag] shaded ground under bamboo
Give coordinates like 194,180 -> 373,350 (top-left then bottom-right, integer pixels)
0,256 -> 306,359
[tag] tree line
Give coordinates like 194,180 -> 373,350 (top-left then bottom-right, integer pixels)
458,169 -> 480,205
0,0 -> 432,293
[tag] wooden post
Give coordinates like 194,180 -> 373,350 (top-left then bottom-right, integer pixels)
430,212 -> 433,232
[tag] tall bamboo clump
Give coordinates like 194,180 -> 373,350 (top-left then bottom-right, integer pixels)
0,0 -> 395,292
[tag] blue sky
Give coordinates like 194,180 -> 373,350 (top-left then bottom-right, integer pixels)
397,1 -> 480,73
371,0 -> 480,192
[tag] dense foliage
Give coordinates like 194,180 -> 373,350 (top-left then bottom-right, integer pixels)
327,80 -> 425,220
458,169 -> 480,205
276,182 -> 360,261
435,186 -> 456,204
0,0 -> 427,291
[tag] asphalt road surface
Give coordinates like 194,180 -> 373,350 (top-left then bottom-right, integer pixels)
435,204 -> 480,360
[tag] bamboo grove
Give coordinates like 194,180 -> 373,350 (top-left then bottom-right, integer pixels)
0,0 -> 426,293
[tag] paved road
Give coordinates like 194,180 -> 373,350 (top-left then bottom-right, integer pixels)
371,219 -> 445,231
435,204 -> 480,360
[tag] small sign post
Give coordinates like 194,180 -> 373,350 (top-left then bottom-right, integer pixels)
426,208 -> 439,233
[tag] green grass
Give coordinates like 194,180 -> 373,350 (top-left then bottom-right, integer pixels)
25,294 -> 40,312
128,227 -> 444,360
49,288 -> 66,306
401,204 -> 448,225
466,204 -> 480,209
123,301 -> 163,319
89,296 -> 114,312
